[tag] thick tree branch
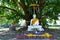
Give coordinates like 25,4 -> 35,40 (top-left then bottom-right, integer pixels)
0,6 -> 17,12
18,2 -> 26,11
12,0 -> 26,12
39,0 -> 45,7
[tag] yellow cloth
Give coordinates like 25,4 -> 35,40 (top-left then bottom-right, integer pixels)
39,33 -> 52,38
26,33 -> 34,37
32,18 -> 38,24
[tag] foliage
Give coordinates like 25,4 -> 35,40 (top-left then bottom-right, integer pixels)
0,0 -> 60,28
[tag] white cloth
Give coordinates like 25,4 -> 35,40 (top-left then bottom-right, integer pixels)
19,19 -> 26,26
27,25 -> 44,31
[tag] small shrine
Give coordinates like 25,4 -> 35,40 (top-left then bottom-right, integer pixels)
16,3 -> 56,40
27,4 -> 44,31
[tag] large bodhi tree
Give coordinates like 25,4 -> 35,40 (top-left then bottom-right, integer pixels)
0,0 -> 60,28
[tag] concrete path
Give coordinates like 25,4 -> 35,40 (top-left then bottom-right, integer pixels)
9,38 -> 56,40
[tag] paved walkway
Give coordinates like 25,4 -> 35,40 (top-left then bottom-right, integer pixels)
0,28 -> 9,32
0,28 -> 60,40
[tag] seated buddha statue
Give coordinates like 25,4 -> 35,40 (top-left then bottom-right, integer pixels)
30,14 -> 39,26
27,14 -> 44,31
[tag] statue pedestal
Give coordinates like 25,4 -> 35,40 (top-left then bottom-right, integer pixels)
15,31 -> 56,40
27,25 -> 44,31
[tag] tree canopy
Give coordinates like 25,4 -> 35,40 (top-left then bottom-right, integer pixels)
0,0 -> 60,27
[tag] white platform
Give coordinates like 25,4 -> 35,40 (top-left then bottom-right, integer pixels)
27,25 -> 44,31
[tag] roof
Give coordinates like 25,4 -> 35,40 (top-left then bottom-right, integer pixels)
30,4 -> 39,7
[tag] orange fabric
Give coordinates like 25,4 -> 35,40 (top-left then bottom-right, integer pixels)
32,18 -> 38,24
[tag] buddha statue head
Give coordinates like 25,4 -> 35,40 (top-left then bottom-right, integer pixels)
33,14 -> 36,18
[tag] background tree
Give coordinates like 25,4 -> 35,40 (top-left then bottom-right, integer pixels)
0,0 -> 60,28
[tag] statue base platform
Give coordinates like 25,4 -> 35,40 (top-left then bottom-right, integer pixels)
15,31 -> 56,40
27,25 -> 44,31
11,38 -> 56,40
